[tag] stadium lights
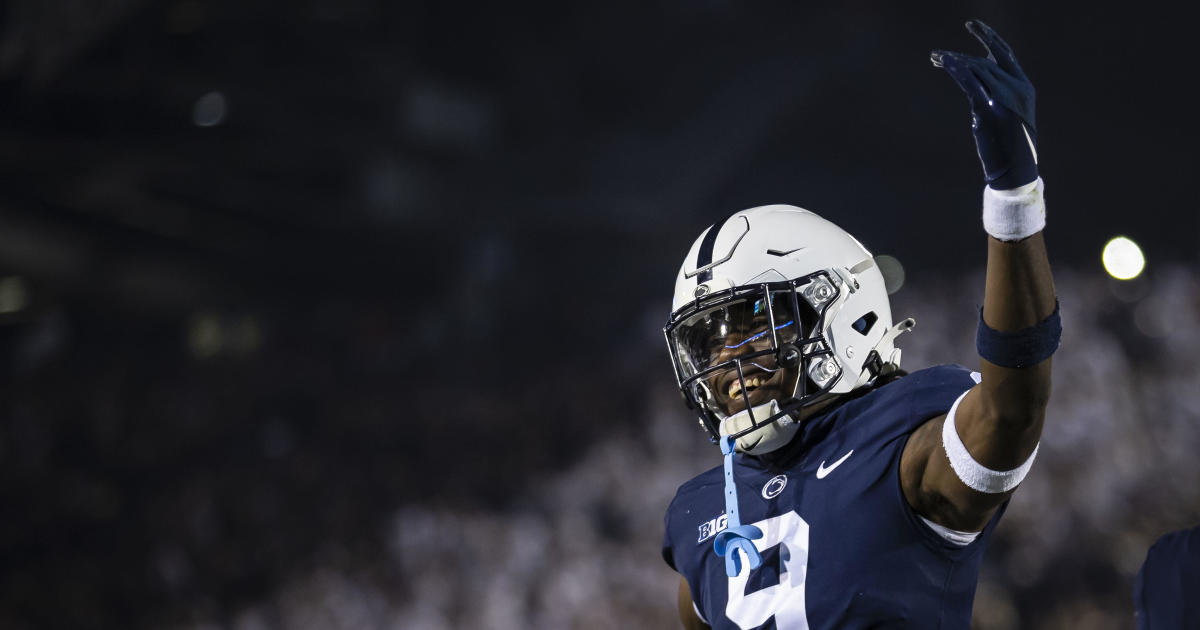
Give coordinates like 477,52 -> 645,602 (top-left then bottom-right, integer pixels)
875,255 -> 905,295
0,276 -> 28,314
192,91 -> 228,127
1101,236 -> 1145,281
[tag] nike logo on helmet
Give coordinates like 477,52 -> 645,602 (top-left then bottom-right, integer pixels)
816,450 -> 854,479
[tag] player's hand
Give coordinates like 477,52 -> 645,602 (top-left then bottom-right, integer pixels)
932,19 -> 1038,190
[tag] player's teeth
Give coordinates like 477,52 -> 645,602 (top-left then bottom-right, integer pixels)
730,375 -> 769,398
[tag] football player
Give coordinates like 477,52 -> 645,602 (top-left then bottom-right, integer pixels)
661,20 -> 1058,629
1134,525 -> 1200,629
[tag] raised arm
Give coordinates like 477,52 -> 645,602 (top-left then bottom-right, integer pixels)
902,20 -> 1059,531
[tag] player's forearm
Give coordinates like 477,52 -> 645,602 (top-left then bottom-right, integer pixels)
979,231 -> 1055,426
983,233 -> 1055,330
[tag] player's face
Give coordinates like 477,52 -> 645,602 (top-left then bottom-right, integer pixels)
672,293 -> 810,418
704,315 -> 801,417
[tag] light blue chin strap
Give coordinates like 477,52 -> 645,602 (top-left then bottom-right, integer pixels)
712,436 -> 763,578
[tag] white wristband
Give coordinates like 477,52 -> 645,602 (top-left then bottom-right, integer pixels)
982,177 -> 1045,241
941,390 -> 1039,494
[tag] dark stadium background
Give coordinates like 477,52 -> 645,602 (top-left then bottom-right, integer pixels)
1,1 -> 1196,628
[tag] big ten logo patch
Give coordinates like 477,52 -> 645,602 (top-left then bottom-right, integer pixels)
697,513 -> 729,543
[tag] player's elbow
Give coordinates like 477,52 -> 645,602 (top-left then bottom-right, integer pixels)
979,370 -> 1051,431
986,402 -> 1047,434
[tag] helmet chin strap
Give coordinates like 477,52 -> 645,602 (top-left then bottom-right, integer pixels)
718,400 -> 800,455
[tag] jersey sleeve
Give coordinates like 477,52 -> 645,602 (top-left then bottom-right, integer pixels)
905,364 -> 981,424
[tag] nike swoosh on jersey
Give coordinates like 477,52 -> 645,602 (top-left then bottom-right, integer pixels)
816,449 -> 854,479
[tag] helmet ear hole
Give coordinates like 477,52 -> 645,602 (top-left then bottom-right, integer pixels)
852,312 -> 878,335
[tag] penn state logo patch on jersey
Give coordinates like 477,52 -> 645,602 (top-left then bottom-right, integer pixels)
762,474 -> 787,499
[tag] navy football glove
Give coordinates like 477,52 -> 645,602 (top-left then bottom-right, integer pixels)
932,20 -> 1038,190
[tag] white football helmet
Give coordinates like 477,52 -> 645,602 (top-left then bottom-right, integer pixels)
664,204 -> 913,455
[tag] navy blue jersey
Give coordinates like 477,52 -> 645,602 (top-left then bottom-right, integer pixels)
662,364 -> 1006,629
1134,525 -> 1200,630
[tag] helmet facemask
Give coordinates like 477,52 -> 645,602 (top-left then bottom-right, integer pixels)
665,271 -> 846,453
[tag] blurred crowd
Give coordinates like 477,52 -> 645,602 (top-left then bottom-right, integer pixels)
3,262 -> 1199,629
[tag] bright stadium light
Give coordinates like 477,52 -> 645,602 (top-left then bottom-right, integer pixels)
1101,236 -> 1145,280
